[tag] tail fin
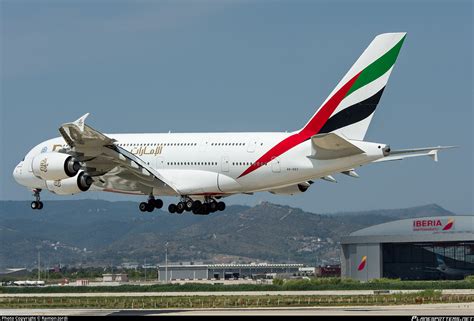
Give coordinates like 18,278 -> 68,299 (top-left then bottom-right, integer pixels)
300,32 -> 406,140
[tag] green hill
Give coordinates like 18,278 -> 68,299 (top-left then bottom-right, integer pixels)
0,200 -> 454,268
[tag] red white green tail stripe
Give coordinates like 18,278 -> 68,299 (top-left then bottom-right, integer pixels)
239,33 -> 406,179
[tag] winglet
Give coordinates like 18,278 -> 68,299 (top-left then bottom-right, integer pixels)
73,113 -> 90,132
59,113 -> 116,147
428,146 -> 459,162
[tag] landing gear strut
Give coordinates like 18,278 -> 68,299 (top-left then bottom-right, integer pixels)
139,195 -> 163,213
31,189 -> 43,210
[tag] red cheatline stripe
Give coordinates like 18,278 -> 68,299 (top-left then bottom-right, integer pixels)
238,71 -> 362,178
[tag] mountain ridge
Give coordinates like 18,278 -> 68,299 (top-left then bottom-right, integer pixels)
0,200 -> 456,268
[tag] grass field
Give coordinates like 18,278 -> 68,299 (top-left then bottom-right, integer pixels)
1,291 -> 473,309
1,277 -> 474,294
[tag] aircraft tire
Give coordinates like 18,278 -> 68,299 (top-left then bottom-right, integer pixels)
185,200 -> 193,211
146,203 -> 154,212
192,200 -> 202,211
139,202 -> 148,212
168,204 -> 177,213
210,201 -> 218,212
217,202 -> 226,211
154,199 -> 163,209
177,202 -> 185,212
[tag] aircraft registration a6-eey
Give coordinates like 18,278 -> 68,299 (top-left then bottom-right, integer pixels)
13,32 -> 454,215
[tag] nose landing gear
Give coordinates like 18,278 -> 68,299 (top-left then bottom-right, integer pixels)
31,189 -> 43,210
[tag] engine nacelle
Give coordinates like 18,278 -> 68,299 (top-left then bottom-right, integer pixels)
46,171 -> 93,195
269,182 -> 312,195
32,152 -> 81,181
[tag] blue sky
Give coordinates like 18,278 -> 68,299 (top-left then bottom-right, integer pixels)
1,0 -> 472,214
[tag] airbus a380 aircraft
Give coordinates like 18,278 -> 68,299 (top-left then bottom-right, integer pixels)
13,33 -> 454,215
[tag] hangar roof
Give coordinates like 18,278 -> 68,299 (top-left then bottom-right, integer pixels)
341,215 -> 473,244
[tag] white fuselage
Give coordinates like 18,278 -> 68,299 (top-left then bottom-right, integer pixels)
12,33 -> 451,212
16,131 -> 386,198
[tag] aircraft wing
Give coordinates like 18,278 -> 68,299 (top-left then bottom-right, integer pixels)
58,113 -> 179,196
374,146 -> 457,163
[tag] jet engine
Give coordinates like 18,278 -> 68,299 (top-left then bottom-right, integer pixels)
32,152 -> 81,181
269,181 -> 312,195
46,171 -> 93,195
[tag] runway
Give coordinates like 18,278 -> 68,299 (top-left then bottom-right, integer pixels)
1,303 -> 474,316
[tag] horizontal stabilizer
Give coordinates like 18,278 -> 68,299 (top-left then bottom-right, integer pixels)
309,133 -> 365,160
374,146 -> 457,163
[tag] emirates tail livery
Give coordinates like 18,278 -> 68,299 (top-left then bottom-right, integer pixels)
13,33 -> 454,215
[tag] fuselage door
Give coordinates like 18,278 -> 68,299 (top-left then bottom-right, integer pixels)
247,140 -> 256,153
271,157 -> 281,173
155,157 -> 165,170
221,156 -> 229,172
199,138 -> 209,152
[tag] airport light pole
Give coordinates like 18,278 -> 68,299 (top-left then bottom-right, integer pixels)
165,242 -> 169,284
144,258 -> 147,283
37,250 -> 40,282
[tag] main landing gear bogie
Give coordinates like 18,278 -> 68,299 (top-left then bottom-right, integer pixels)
137,195 -> 225,215
138,197 -> 163,213
168,197 -> 225,215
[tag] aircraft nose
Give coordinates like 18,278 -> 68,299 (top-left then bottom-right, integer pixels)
13,161 -> 24,184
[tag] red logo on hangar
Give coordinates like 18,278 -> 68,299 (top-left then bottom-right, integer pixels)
357,256 -> 367,271
412,218 -> 454,232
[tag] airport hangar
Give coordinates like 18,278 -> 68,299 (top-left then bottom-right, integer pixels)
157,263 -> 304,282
341,215 -> 474,281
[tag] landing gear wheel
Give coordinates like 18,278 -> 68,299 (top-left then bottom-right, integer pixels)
201,203 -> 210,215
145,199 -> 156,212
139,202 -> 148,212
176,207 -> 184,214
168,204 -> 177,214
185,200 -> 193,211
192,200 -> 202,211
177,202 -> 185,212
31,189 -> 43,210
209,201 -> 218,212
217,202 -> 226,211
153,199 -> 163,209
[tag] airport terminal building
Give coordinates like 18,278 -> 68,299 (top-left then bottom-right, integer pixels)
341,216 -> 474,281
